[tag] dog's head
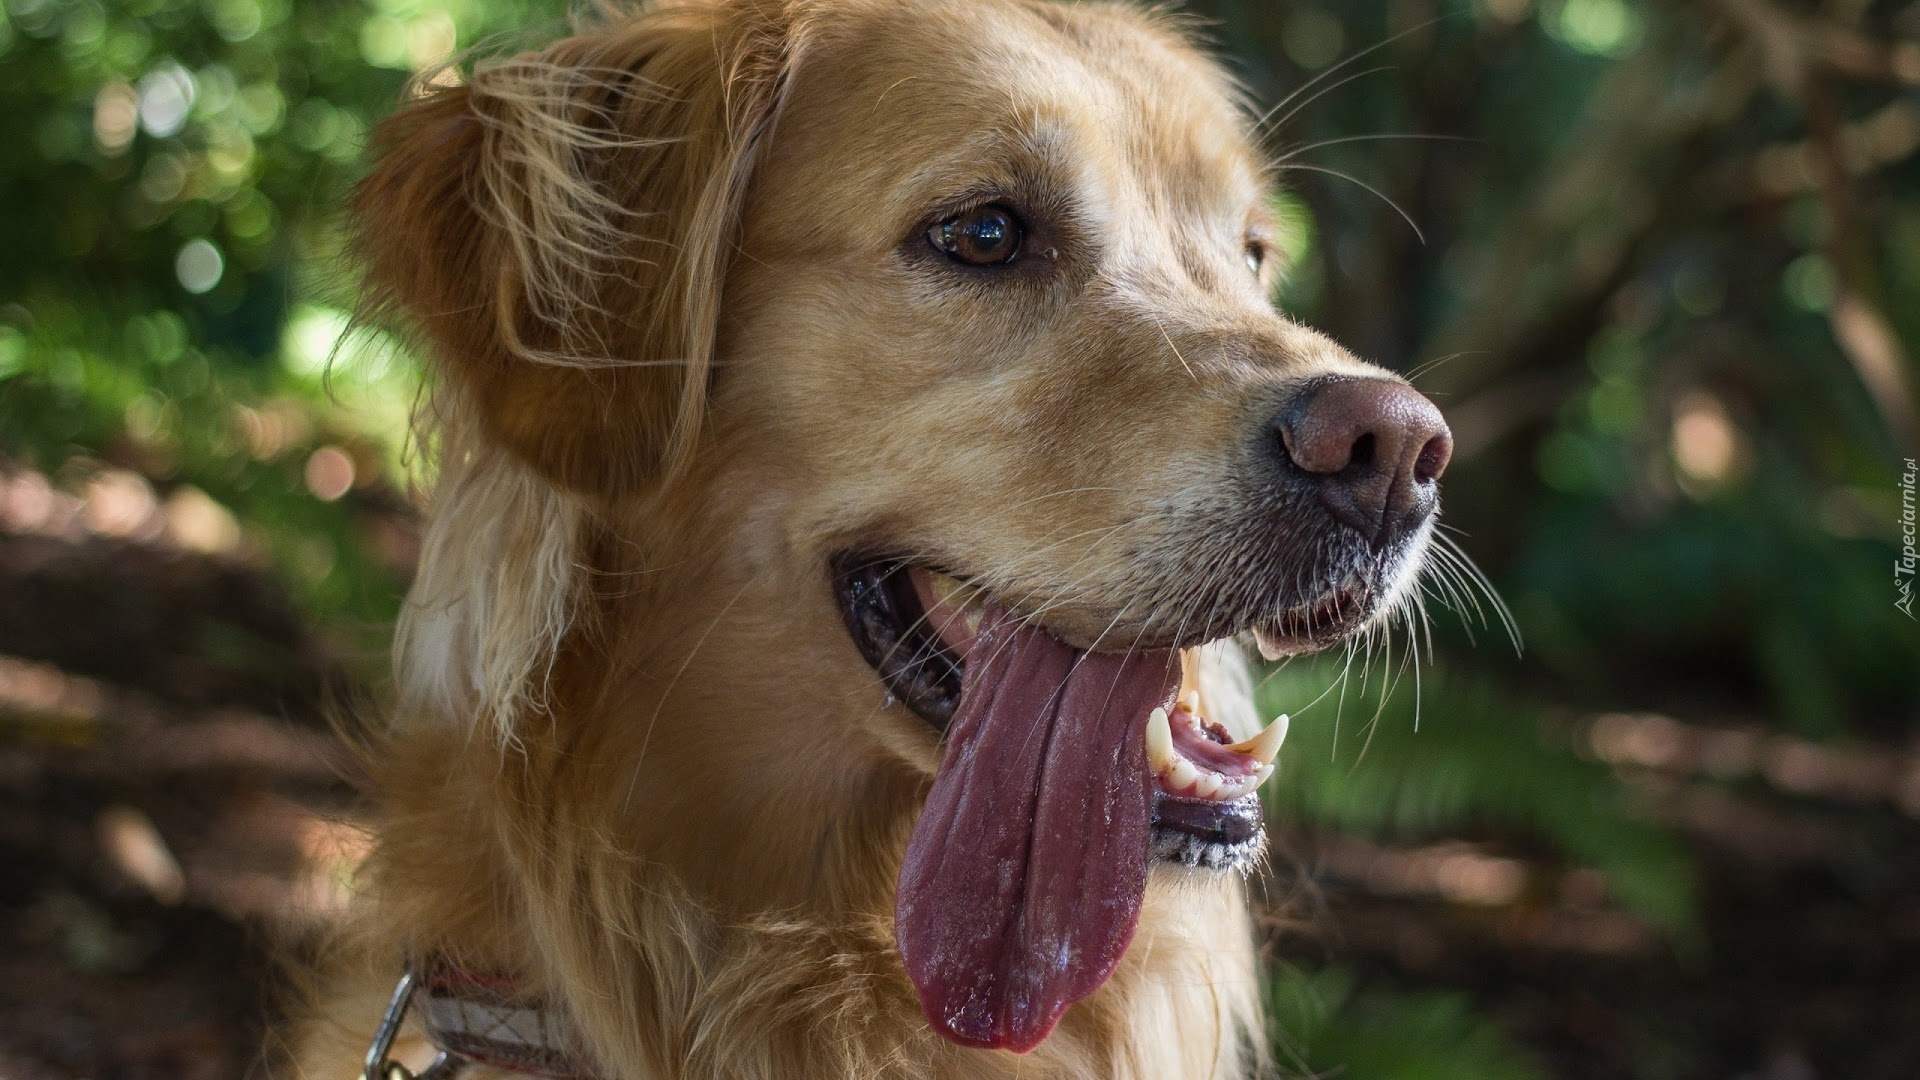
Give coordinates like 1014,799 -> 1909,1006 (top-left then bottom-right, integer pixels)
359,0 -> 1451,1055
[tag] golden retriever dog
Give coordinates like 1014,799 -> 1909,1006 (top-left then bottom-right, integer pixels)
291,0 -> 1453,1076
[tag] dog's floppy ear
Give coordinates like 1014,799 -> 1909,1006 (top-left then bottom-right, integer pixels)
354,1 -> 791,493
365,3 -> 795,737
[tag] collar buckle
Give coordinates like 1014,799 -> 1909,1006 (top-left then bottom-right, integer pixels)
363,968 -> 461,1080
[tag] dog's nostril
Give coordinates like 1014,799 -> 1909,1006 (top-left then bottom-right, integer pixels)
1348,432 -> 1376,471
1413,431 -> 1452,485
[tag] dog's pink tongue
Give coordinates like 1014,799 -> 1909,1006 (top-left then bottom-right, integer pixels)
895,605 -> 1176,1052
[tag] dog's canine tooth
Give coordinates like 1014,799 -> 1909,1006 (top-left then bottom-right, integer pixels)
1225,712 -> 1289,766
1145,706 -> 1174,774
1252,626 -> 1288,661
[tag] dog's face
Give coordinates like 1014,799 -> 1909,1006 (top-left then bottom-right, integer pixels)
726,0 -> 1397,653
360,0 -> 1451,1056
711,0 -> 1442,805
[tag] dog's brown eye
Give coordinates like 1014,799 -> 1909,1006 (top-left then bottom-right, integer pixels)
929,205 -> 1023,266
1245,241 -> 1266,275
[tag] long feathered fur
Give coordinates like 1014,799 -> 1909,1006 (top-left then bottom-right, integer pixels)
291,2 -> 1298,1076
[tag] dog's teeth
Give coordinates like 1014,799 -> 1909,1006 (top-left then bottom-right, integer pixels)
1154,703 -> 1283,801
1225,713 -> 1289,766
1146,707 -> 1175,774
1179,690 -> 1202,716
929,571 -> 984,635
1252,626 -> 1288,661
928,571 -> 963,604
1167,756 -> 1199,791
1217,765 -> 1276,803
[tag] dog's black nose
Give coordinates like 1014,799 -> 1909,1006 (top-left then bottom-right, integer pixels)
1276,377 -> 1452,546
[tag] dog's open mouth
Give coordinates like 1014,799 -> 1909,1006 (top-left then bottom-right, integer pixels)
833,555 -> 1345,1052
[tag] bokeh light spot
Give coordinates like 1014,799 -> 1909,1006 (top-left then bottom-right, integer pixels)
164,486 -> 243,554
93,81 -> 138,155
360,16 -> 409,69
407,12 -> 456,71
1671,392 -> 1742,487
1552,0 -> 1637,56
304,446 -> 355,501
1783,253 -> 1833,312
175,239 -> 224,294
1283,7 -> 1345,70
136,63 -> 196,138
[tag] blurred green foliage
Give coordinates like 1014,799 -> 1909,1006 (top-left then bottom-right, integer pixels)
1218,0 -> 1920,1068
1260,659 -> 1699,942
1269,964 -> 1550,1080
2,0 -> 1917,1075
0,0 -> 560,641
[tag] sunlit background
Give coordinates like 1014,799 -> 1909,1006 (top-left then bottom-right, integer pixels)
1,0 -> 1917,1076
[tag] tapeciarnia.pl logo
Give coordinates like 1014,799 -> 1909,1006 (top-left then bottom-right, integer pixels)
1899,457 -> 1917,619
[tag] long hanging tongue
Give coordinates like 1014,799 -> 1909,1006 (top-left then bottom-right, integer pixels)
895,604 -> 1178,1052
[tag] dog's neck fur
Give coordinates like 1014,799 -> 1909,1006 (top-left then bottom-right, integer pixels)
310,441 -> 1264,1080
363,752 -> 1260,1079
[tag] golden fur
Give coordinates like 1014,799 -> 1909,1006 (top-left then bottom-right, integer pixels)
289,1 -> 1402,1076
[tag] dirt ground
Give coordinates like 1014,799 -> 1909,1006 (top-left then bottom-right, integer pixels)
2,523 -> 1917,1079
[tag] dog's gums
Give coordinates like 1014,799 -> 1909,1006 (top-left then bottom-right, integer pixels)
834,556 -> 965,728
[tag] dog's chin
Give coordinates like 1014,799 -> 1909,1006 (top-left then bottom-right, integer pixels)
831,551 -> 1392,875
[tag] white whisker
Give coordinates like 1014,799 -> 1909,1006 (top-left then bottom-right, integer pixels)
1272,162 -> 1424,244
1271,132 -> 1474,165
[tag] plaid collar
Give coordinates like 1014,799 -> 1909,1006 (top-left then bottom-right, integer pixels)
416,961 -> 590,1078
363,960 -> 593,1079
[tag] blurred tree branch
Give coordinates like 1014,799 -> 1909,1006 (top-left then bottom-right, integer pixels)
1423,0 -> 1920,460
1422,36 -> 1760,448
1712,0 -> 1919,451
1707,99 -> 1920,201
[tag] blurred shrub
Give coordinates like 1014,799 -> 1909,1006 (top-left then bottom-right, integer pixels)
0,0 -> 567,642
1261,657 -> 1698,941
1269,963 -> 1550,1080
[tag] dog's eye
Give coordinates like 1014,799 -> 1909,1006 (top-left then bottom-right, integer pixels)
929,205 -> 1024,266
1244,241 -> 1266,276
